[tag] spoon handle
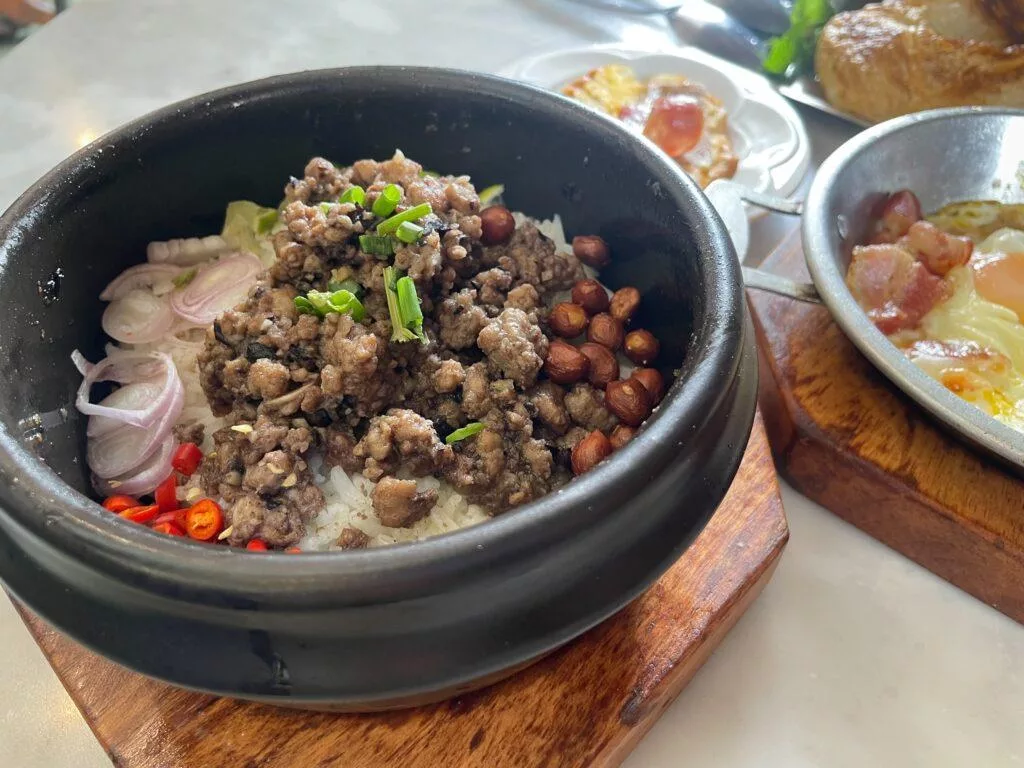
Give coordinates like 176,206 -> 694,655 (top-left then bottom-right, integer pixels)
665,2 -> 766,71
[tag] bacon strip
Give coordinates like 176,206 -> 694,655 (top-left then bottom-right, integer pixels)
846,244 -> 952,334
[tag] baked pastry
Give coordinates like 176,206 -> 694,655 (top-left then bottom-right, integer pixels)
816,0 -> 1024,123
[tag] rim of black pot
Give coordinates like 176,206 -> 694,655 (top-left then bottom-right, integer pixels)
0,67 -> 744,601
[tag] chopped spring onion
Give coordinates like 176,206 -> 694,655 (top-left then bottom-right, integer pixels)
383,267 -> 427,344
359,234 -> 395,258
255,209 -> 279,235
478,184 -> 505,207
172,268 -> 197,288
372,184 -> 402,217
327,277 -> 364,298
396,221 -> 424,244
339,186 -> 366,206
376,203 -> 432,236
294,289 -> 365,321
319,202 -> 333,215
445,422 -> 485,445
419,169 -> 440,178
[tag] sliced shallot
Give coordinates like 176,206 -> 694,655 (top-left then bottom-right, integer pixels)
147,235 -> 228,266
86,381 -> 166,438
99,263 -> 182,301
92,434 -> 178,497
169,252 -> 262,325
73,350 -> 181,429
102,290 -> 176,345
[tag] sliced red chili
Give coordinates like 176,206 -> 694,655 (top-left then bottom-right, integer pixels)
185,499 -> 223,542
285,547 -> 301,554
171,442 -> 203,476
152,521 -> 185,537
246,539 -> 268,552
118,504 -> 160,524
102,494 -> 141,513
152,509 -> 188,529
154,475 -> 178,513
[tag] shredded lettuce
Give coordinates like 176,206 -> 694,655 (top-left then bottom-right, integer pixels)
221,200 -> 279,266
762,0 -> 832,79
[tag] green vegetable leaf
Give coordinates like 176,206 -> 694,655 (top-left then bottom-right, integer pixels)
221,200 -> 278,264
445,422 -> 485,445
293,289 -> 365,321
762,0 -> 832,79
327,278 -> 364,298
478,184 -> 505,208
255,209 -> 279,235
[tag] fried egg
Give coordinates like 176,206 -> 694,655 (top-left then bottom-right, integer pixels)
915,225 -> 1024,429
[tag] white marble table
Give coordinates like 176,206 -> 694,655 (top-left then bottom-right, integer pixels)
0,1 -> 1022,766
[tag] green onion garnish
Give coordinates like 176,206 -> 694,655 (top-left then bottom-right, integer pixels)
327,277 -> 364,298
395,221 -> 424,244
293,289 -> 365,321
172,268 -> 197,288
339,186 -> 366,206
372,184 -> 402,217
255,209 -> 279,235
478,184 -> 505,207
358,234 -> 395,258
376,203 -> 432,236
383,267 -> 427,344
419,169 -> 440,178
445,422 -> 485,445
319,202 -> 333,215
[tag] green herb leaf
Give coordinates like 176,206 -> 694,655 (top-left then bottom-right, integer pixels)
445,422 -> 485,445
478,184 -> 505,207
372,184 -> 402,218
762,0 -> 832,78
339,186 -> 366,206
172,268 -> 197,288
376,203 -> 432,236
395,221 -> 424,244
293,289 -> 365,321
327,277 -> 364,298
358,234 -> 395,258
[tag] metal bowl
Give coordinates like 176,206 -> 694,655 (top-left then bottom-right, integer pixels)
750,108 -> 1024,470
0,67 -> 756,709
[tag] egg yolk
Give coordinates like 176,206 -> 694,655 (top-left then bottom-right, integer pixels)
972,251 -> 1024,322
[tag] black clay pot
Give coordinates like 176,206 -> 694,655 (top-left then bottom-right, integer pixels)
0,67 -> 755,709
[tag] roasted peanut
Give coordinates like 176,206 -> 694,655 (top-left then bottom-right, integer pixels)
572,235 -> 610,268
609,424 -> 637,450
579,342 -> 620,387
544,339 -> 590,384
624,329 -> 660,365
587,313 -> 624,351
605,379 -> 651,426
571,430 -> 613,475
571,279 -> 610,315
479,205 -> 516,245
609,286 -> 641,323
548,302 -> 589,338
630,368 -> 665,404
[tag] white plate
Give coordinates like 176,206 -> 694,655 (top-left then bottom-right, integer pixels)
499,45 -> 812,257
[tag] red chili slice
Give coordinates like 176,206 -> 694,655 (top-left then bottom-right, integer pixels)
102,494 -> 141,513
154,475 -> 178,513
285,547 -> 302,554
642,96 -> 704,158
152,521 -> 185,537
171,442 -> 203,476
246,539 -> 268,552
185,499 -> 223,542
118,504 -> 160,524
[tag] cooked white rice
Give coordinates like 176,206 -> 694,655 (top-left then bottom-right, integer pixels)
138,213 -> 576,550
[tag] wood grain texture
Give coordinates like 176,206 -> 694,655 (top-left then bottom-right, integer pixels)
749,230 -> 1024,623
14,413 -> 786,768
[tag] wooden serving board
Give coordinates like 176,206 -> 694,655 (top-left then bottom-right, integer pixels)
14,412 -> 786,768
749,231 -> 1024,624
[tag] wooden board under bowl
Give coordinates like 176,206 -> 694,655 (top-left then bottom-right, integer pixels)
13,412 -> 787,768
749,231 -> 1024,624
